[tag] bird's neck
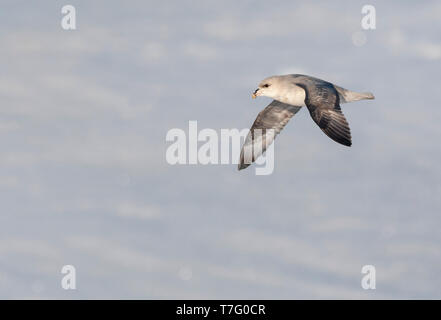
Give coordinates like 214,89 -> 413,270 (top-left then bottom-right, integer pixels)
273,85 -> 306,107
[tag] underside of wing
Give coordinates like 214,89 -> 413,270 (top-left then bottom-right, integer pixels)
238,100 -> 301,170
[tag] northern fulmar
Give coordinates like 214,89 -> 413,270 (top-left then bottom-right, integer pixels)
238,74 -> 375,170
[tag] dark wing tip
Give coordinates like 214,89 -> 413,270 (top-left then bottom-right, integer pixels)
341,138 -> 352,147
313,108 -> 353,148
238,163 -> 250,171
323,131 -> 352,147
323,127 -> 352,147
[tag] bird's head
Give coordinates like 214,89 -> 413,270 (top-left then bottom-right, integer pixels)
251,76 -> 281,99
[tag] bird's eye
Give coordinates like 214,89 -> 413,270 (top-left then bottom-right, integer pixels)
263,84 -> 270,88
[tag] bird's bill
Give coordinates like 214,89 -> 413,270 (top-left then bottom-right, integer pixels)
252,88 -> 259,99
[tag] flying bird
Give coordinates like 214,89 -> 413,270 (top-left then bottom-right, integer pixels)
238,74 -> 374,170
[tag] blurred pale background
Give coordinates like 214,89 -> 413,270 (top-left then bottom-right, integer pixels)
0,0 -> 440,298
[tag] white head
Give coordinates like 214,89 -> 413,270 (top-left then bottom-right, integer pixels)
251,75 -> 291,100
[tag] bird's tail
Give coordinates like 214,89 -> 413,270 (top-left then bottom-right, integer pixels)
358,92 -> 375,100
335,85 -> 375,103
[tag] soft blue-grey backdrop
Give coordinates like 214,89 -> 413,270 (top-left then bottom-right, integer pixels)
0,0 -> 440,298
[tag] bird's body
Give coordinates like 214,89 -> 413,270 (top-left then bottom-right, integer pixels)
239,74 -> 374,170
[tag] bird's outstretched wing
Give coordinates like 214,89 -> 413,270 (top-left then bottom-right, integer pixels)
296,80 -> 352,147
238,100 -> 301,170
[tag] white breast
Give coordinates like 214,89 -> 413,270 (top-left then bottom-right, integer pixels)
276,85 -> 306,107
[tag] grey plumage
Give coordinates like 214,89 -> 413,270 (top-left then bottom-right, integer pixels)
293,75 -> 352,147
238,101 -> 301,170
238,74 -> 375,170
